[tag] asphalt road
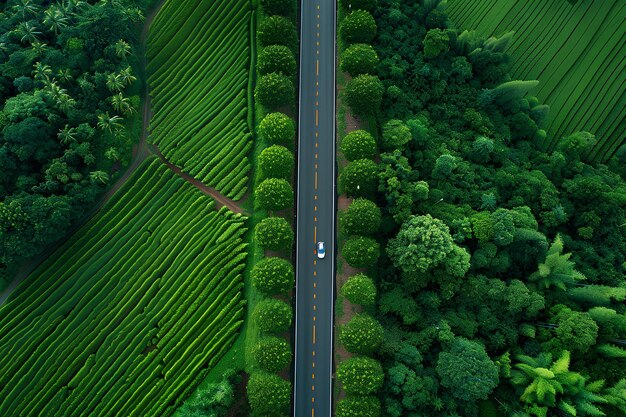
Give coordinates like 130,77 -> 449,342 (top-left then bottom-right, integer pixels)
293,0 -> 336,416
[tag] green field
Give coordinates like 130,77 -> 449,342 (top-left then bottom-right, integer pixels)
0,158 -> 248,416
446,0 -> 626,162
147,0 -> 254,199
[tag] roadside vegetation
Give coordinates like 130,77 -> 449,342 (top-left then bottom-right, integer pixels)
336,0 -> 626,417
146,0 -> 254,199
0,158 -> 248,416
0,0 -> 154,289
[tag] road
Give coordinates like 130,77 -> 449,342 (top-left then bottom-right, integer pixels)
293,0 -> 336,416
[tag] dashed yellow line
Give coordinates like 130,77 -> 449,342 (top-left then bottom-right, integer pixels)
314,225 -> 317,243
313,325 -> 316,343
315,172 -> 318,189
316,60 -> 319,75
315,109 -> 318,126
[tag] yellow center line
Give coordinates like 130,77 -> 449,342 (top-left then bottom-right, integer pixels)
315,172 -> 318,189
312,362 -> 315,368
312,396 -> 315,402
316,60 -> 319,75
313,325 -> 316,343
314,216 -> 317,222
314,195 -> 317,200
316,81 -> 319,86
312,409 -> 315,417
315,109 -> 318,126
315,153 -> 318,159
315,131 -> 319,137
315,163 -> 318,169
316,101 -> 319,106
313,316 -> 316,321
313,350 -> 315,356
317,4 -> 319,9
317,23 -> 320,28
314,270 -> 317,276
316,90 -> 319,97
314,225 -> 317,242
315,142 -> 318,148
314,259 -> 317,265
317,32 -> 320,38
314,282 -> 317,288
313,293 -> 316,299
312,385 -> 315,391
316,41 -> 319,46
313,305 -> 316,311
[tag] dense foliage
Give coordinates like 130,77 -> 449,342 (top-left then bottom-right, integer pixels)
253,337 -> 292,372
0,0 -> 147,285
258,112 -> 296,144
253,298 -> 293,334
340,313 -> 384,355
246,373 -> 291,415
343,235 -> 380,268
258,144 -> 294,180
255,72 -> 295,109
366,1 -> 626,416
251,256 -> 295,295
340,130 -> 377,161
255,178 -> 294,212
341,273 -> 377,306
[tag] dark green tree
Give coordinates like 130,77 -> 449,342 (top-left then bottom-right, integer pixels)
251,256 -> 295,295
381,119 -> 411,151
344,74 -> 384,116
253,336 -> 292,372
340,43 -> 379,76
253,299 -> 293,333
337,357 -> 384,395
436,337 -> 499,402
340,314 -> 384,355
422,28 -> 450,58
340,0 -> 378,12
340,159 -> 379,198
247,373 -> 291,414
336,396 -> 381,417
254,217 -> 294,250
343,236 -> 380,268
260,0 -> 296,16
529,234 -> 586,291
259,112 -> 296,144
256,178 -> 294,211
340,130 -> 377,162
255,73 -> 295,108
340,198 -> 381,236
258,15 -> 298,51
257,45 -> 297,76
259,145 -> 294,179
340,10 -> 377,44
341,273 -> 377,306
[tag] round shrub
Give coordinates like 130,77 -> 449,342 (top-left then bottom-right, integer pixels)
382,119 -> 411,151
336,357 -> 384,395
340,130 -> 377,161
339,313 -> 384,355
336,396 -> 381,417
253,298 -> 293,333
259,145 -> 294,179
340,10 -> 377,44
251,256 -> 295,295
256,178 -> 294,211
341,273 -> 377,306
258,15 -> 297,51
340,43 -> 379,76
260,0 -> 295,15
253,337 -> 292,372
254,217 -> 294,251
344,74 -> 384,116
340,0 -> 378,12
257,45 -> 297,76
259,112 -> 295,144
339,159 -> 378,198
340,198 -> 381,236
255,73 -> 295,108
343,235 -> 380,268
247,372 -> 291,414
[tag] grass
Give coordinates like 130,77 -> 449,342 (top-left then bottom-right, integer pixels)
446,0 -> 626,163
0,158 -> 248,417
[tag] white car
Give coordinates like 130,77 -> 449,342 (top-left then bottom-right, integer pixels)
317,241 -> 326,259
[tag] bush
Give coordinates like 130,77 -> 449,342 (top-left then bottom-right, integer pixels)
339,159 -> 378,198
336,357 -> 384,395
247,373 -> 291,414
255,73 -> 295,108
381,119 -> 411,151
340,130 -> 377,161
253,299 -> 293,333
340,10 -> 377,44
340,0 -> 378,12
340,43 -> 379,76
259,145 -> 294,179
260,0 -> 295,16
256,178 -> 294,211
336,396 -> 381,417
254,217 -> 294,251
341,273 -> 377,306
258,15 -> 298,51
344,74 -> 384,116
253,337 -> 292,372
259,112 -> 295,144
343,235 -> 380,268
251,256 -> 294,295
179,373 -> 236,416
339,314 -> 384,355
340,198 -> 381,236
257,45 -> 297,76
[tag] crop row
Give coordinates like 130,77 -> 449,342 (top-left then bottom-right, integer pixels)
0,158 -> 248,417
447,0 -> 625,162
147,0 -> 254,199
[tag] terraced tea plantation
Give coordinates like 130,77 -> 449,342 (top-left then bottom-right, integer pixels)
0,159 -> 248,416
147,0 -> 254,199
447,0 -> 626,162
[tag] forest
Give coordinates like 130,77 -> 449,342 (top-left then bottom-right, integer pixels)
0,0 -> 150,289
336,0 -> 626,416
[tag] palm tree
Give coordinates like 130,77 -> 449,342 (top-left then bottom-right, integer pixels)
118,66 -> 137,87
105,147 -> 120,162
58,125 -> 77,145
43,7 -> 69,34
30,41 -> 48,55
12,0 -> 40,20
97,112 -> 124,133
33,61 -> 52,81
77,74 -> 95,93
16,22 -> 42,44
89,171 -> 110,184
57,93 -> 76,113
529,234 -> 586,291
57,69 -> 73,83
114,39 -> 131,59
110,93 -> 130,113
105,73 -> 124,92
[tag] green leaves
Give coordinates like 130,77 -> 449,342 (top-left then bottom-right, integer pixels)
255,73 -> 295,109
337,357 -> 384,395
259,145 -> 294,180
251,256 -> 294,295
246,373 -> 291,414
529,234 -> 586,291
340,198 -> 381,236
258,112 -> 296,144
253,337 -> 292,372
339,314 -> 384,355
343,235 -> 380,268
341,273 -> 377,306
340,10 -> 377,44
253,298 -> 293,333
257,45 -> 297,77
255,178 -> 294,211
340,130 -> 377,161
339,159 -> 379,198
344,74 -> 384,116
340,43 -> 379,77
